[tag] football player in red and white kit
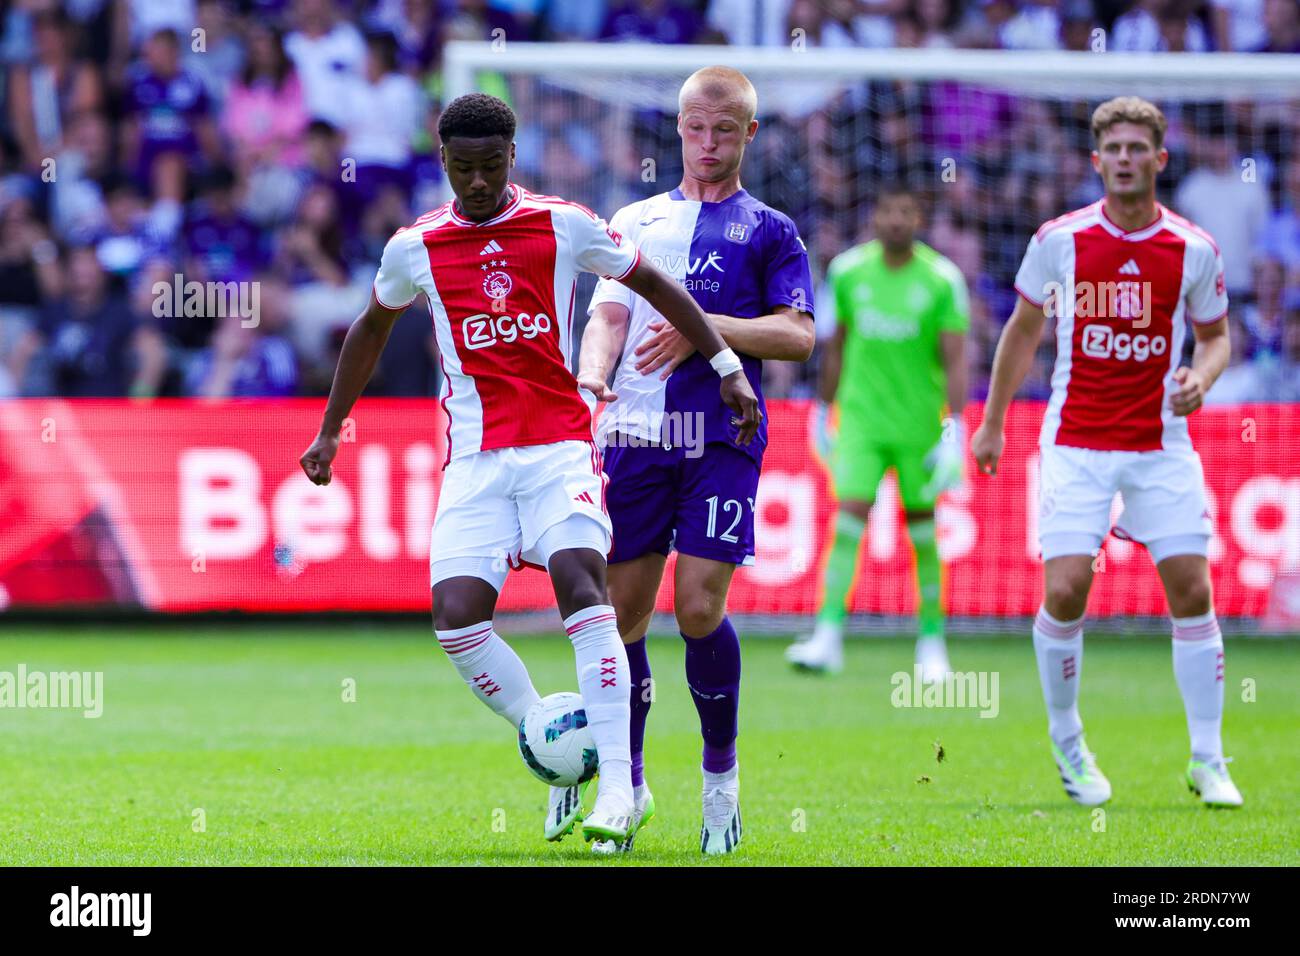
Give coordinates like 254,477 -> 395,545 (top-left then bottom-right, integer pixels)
972,97 -> 1242,808
299,94 -> 760,844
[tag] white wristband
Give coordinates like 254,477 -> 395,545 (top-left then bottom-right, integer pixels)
709,347 -> 743,378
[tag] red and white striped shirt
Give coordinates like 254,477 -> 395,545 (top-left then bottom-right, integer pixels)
373,184 -> 641,462
1015,201 -> 1228,452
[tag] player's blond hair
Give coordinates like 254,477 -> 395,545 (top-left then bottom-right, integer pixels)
1091,97 -> 1168,151
678,66 -> 758,124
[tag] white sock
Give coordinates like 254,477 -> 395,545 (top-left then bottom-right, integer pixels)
564,604 -> 632,804
436,621 -> 540,727
703,763 -> 739,788
1032,606 -> 1085,746
1172,611 -> 1225,762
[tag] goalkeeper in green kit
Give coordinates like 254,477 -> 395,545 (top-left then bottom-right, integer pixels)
787,183 -> 970,679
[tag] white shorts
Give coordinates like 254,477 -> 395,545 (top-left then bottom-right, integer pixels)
429,440 -> 612,591
1038,443 -> 1212,562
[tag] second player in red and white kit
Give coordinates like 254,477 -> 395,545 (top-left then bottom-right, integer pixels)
973,97 -> 1242,808
299,94 -> 759,846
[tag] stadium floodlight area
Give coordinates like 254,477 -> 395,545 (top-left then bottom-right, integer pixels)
442,43 -> 1299,635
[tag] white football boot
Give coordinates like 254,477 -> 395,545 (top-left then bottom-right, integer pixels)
785,620 -> 843,674
543,780 -> 590,841
1186,757 -> 1243,808
915,635 -> 951,684
700,765 -> 742,856
1051,734 -> 1112,806
582,787 -> 634,845
591,783 -> 656,855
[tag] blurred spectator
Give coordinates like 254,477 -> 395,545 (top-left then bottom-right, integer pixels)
441,0 -> 525,43
376,0 -> 441,66
183,0 -> 246,108
374,298 -> 439,396
706,0 -> 793,46
122,27 -> 220,212
285,0 -> 366,127
1204,314 -> 1262,402
184,166 -> 264,285
90,176 -> 163,279
1280,310 -> 1300,401
113,0 -> 198,72
1211,0 -> 1268,51
515,90 -> 601,194
915,0 -> 962,47
548,0 -> 612,40
1257,156 -> 1300,274
184,275 -> 298,397
1240,256 -> 1288,354
1000,0 -> 1063,49
223,22 -> 310,224
1061,0 -> 1102,49
0,194 -> 61,310
50,110 -> 114,241
601,0 -> 702,43
1112,0 -> 1211,52
273,183 -> 348,287
1174,125 -> 1271,295
1258,0 -> 1300,51
30,246 -> 166,397
338,31 -> 425,205
6,8 -> 103,173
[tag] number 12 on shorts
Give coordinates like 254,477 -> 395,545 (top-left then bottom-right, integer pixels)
705,496 -> 754,544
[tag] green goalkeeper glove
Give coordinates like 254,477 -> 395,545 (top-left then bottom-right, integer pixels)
921,416 -> 966,500
811,401 -> 836,462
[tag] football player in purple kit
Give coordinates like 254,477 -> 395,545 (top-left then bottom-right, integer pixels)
577,67 -> 815,855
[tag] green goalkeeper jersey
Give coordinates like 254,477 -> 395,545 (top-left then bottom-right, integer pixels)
829,239 -> 970,448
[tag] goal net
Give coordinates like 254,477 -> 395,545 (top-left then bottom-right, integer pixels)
445,44 -> 1300,632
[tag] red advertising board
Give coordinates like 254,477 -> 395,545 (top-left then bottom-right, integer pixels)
1,399 -> 1296,618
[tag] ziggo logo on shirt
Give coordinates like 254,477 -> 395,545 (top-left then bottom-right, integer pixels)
1080,324 -> 1168,362
462,312 -> 553,350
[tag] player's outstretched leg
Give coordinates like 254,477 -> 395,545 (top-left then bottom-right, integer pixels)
549,547 -> 635,844
1158,554 -> 1242,808
685,618 -> 742,855
1174,612 -> 1241,807
433,578 -> 541,727
677,556 -> 743,854
593,554 -> 665,854
1033,556 -> 1110,805
787,507 -> 867,674
433,578 -> 587,840
907,511 -> 951,683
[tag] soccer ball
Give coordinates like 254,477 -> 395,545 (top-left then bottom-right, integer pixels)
517,692 -> 599,787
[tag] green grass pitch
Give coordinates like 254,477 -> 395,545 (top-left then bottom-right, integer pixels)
1,624 -> 1294,866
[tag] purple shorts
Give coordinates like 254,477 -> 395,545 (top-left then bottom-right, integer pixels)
603,438 -> 760,566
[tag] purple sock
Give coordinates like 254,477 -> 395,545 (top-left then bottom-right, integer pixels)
626,637 -> 651,787
682,616 -> 741,774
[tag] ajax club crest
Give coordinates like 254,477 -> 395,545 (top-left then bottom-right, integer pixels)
483,270 -> 512,300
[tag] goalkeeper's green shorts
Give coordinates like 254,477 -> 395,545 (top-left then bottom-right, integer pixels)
833,430 -> 938,511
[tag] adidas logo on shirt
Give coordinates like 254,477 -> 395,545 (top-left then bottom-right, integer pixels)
1118,258 -> 1141,276
479,239 -> 504,256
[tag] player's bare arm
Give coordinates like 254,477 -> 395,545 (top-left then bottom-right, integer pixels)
817,323 -> 847,404
941,331 -> 969,417
299,293 -> 406,485
619,258 -> 762,444
576,302 -> 632,402
633,306 -> 815,377
1171,317 -> 1231,417
972,295 -> 1047,476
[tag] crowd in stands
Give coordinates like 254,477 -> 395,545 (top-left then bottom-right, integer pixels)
0,0 -> 1296,402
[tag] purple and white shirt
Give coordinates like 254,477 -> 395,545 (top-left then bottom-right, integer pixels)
588,187 -> 813,461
